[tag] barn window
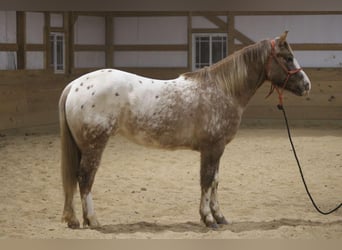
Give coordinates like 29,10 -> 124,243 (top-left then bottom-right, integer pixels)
50,32 -> 65,73
192,33 -> 227,70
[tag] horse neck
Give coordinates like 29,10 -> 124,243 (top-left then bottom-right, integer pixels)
208,40 -> 270,108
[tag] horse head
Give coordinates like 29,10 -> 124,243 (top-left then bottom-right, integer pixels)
266,31 -> 311,97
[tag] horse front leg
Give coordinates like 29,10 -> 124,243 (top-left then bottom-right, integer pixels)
210,175 -> 228,225
199,142 -> 227,228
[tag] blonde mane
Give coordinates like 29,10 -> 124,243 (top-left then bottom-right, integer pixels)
183,40 -> 270,97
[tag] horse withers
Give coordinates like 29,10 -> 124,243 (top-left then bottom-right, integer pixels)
59,31 -> 311,229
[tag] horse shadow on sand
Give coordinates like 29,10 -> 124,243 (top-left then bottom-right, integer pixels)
94,218 -> 340,235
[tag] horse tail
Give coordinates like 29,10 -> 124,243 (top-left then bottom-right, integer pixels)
59,85 -> 80,208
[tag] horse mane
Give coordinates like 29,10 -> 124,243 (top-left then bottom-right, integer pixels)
183,39 -> 270,96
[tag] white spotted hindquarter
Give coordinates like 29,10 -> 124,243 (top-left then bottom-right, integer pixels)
65,69 -> 243,151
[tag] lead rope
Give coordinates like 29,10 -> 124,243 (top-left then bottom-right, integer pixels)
277,103 -> 342,215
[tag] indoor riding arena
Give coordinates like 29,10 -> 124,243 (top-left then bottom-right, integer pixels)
1,2 -> 342,239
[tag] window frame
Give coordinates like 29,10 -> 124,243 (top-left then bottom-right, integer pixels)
49,32 -> 65,73
192,33 -> 228,71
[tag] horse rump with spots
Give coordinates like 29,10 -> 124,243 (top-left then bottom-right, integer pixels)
59,31 -> 311,229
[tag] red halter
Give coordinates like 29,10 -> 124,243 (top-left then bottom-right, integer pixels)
265,39 -> 302,106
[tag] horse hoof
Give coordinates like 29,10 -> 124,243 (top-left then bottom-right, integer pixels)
84,216 -> 101,229
216,216 -> 229,225
203,219 -> 219,229
67,220 -> 80,229
208,222 -> 219,229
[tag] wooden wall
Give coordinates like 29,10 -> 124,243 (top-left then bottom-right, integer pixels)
0,67 -> 341,133
0,70 -> 75,132
1,11 -> 342,133
245,68 -> 342,120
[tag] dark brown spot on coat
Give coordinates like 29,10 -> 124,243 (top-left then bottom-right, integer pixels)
155,95 -> 159,99
92,104 -> 95,108
75,88 -> 79,92
139,80 -> 142,84
81,105 -> 84,109
115,93 -> 119,96
92,92 -> 95,96
80,82 -> 83,86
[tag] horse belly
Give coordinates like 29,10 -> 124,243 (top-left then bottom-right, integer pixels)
119,111 -> 197,149
118,91 -> 198,149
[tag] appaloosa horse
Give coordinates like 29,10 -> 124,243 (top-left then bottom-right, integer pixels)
59,31 -> 311,229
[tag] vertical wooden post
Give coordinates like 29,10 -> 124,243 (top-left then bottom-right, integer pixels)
63,12 -> 70,75
227,12 -> 235,56
44,12 -> 51,70
16,11 -> 25,69
187,11 -> 192,72
67,11 -> 75,74
105,13 -> 113,68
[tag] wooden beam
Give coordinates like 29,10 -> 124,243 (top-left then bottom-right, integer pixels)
114,44 -> 188,51
74,45 -> 106,51
44,12 -> 51,70
68,11 -> 75,74
0,44 -> 18,51
234,29 -> 254,45
25,44 -> 45,51
112,11 -> 188,17
235,43 -> 342,51
191,11 -> 229,16
64,12 -> 70,74
16,11 -> 25,70
231,11 -> 342,16
227,13 -> 235,55
291,43 -> 342,51
187,12 -> 192,71
105,14 -> 113,68
203,15 -> 227,31
191,28 -> 225,33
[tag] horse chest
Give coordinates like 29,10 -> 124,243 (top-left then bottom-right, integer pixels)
196,95 -> 242,144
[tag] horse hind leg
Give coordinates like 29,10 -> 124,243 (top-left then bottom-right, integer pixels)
63,191 -> 80,229
78,127 -> 112,228
78,149 -> 105,228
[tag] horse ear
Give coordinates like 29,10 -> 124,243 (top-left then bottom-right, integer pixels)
278,30 -> 289,45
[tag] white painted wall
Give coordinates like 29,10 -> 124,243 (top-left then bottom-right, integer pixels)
74,15 -> 106,68
24,12 -> 45,69
26,51 -> 44,69
50,13 -> 63,27
74,51 -> 106,68
114,16 -> 187,45
114,51 -> 188,67
192,16 -> 227,29
235,15 -> 342,67
113,16 -> 188,68
26,12 -> 44,44
0,11 -> 16,43
74,16 -> 105,45
0,11 -> 17,69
